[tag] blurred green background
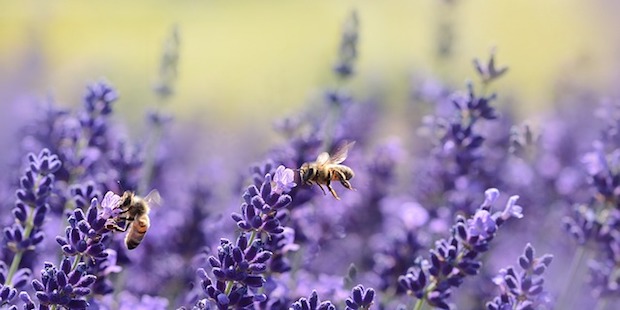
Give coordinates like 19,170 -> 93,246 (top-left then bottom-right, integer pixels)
0,0 -> 616,140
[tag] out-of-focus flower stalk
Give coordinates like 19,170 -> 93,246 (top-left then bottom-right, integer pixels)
139,25 -> 180,195
556,245 -> 590,310
473,48 -> 508,96
323,9 -> 358,151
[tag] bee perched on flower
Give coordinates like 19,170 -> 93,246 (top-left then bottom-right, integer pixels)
101,190 -> 161,250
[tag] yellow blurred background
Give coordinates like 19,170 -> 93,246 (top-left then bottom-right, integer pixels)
0,0 -> 617,140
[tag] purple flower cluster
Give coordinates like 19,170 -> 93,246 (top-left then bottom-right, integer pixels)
5,149 -> 61,254
5,8 -> 620,310
291,290 -> 336,310
486,243 -> 553,310
398,189 -> 523,309
26,258 -> 96,309
195,235 -> 269,309
55,199 -> 109,261
232,170 -> 293,237
1,149 -> 60,307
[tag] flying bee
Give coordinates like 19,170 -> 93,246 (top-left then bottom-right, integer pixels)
299,141 -> 356,200
105,190 -> 161,250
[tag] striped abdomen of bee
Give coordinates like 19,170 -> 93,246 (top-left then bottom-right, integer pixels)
107,190 -> 159,250
125,213 -> 150,250
328,165 -> 354,186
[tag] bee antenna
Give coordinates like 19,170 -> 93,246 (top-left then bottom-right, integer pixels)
116,180 -> 127,193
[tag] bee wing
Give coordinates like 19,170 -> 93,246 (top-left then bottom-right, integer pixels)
315,152 -> 330,165
328,141 -> 356,164
143,189 -> 162,209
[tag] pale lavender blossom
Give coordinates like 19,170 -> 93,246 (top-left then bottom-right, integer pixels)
500,195 -> 523,220
272,165 -> 297,194
99,191 -> 122,220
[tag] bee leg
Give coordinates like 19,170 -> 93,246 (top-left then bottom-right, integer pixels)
315,183 -> 328,196
327,185 -> 340,200
326,179 -> 341,200
335,171 -> 355,191
105,220 -> 127,232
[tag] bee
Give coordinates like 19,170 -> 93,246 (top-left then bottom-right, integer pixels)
105,190 -> 161,250
300,141 -> 356,200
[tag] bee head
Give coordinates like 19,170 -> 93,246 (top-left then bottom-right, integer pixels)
120,191 -> 134,208
299,163 -> 315,184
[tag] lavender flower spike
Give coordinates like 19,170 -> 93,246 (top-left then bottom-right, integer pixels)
398,188 -> 523,309
1,261 -> 31,307
231,171 -> 293,237
345,285 -> 375,310
29,258 -> 96,309
290,290 -> 336,310
2,149 -> 61,307
5,149 -> 61,253
55,198 -> 110,261
473,47 -> 509,85
486,243 -> 553,310
195,234 -> 270,309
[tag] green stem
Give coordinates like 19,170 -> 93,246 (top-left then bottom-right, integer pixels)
247,230 -> 258,247
413,299 -> 425,310
5,174 -> 42,286
556,246 -> 588,310
71,254 -> 83,271
4,251 -> 24,286
224,280 -> 234,295
480,81 -> 489,98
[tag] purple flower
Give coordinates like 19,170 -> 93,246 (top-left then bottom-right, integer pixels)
264,227 -> 299,274
482,188 -> 500,208
486,243 -> 553,310
152,25 -> 180,100
55,198 -> 110,261
290,290 -> 336,310
196,267 -> 264,310
5,149 -> 61,253
99,191 -> 122,220
398,189 -> 522,309
209,235 -> 271,287
89,249 -> 122,295
69,181 -> 100,209
193,234 -> 269,309
499,195 -> 523,221
0,261 -> 29,307
2,149 -> 60,302
28,258 -> 96,309
83,81 -> 117,116
231,173 -> 293,236
273,165 -> 297,194
473,48 -> 509,85
345,285 -> 375,310
332,10 -> 358,79
467,209 -> 497,239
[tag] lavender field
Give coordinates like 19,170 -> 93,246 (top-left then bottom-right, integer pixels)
1,2 -> 619,310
